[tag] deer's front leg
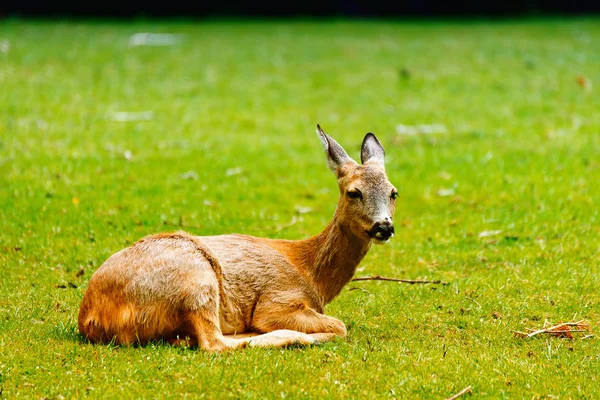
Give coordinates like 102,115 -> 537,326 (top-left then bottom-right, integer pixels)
251,293 -> 347,341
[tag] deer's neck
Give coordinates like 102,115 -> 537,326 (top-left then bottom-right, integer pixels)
285,215 -> 372,305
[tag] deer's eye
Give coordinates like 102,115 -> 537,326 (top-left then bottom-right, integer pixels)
347,190 -> 362,199
391,190 -> 398,200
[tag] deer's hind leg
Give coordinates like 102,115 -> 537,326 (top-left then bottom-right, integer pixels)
179,296 -> 251,352
165,301 -> 248,351
158,267 -> 248,352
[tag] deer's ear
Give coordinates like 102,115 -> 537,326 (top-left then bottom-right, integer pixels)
316,125 -> 356,175
360,132 -> 385,168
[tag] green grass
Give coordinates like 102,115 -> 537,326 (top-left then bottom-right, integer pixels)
1,17 -> 599,398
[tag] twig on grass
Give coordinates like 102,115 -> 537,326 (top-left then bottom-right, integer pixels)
348,286 -> 374,296
512,320 -> 591,339
351,275 -> 447,285
445,386 -> 472,400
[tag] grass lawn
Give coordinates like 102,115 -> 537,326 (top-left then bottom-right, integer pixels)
1,16 -> 599,398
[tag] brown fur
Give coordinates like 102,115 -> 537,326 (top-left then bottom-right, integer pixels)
78,126 -> 397,351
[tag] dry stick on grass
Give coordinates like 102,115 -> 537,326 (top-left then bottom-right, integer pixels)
445,386 -> 472,400
352,275 -> 448,285
513,320 -> 591,338
348,286 -> 374,295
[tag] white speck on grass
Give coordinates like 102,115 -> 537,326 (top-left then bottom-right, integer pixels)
396,123 -> 447,135
106,111 -> 154,122
129,33 -> 183,47
437,188 -> 455,197
225,167 -> 243,177
295,206 -> 313,215
479,230 -> 503,238
36,120 -> 48,130
481,152 -> 494,164
181,171 -> 199,180
123,150 -> 133,161
205,66 -> 218,85
0,40 -> 10,53
439,171 -> 452,180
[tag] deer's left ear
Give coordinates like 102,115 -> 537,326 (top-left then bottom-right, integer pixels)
361,133 -> 385,167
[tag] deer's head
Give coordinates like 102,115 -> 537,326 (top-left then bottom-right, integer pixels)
317,125 -> 397,245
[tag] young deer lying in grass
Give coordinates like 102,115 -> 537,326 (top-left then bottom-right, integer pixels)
78,125 -> 397,351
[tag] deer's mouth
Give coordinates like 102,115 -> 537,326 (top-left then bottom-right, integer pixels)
371,235 -> 392,245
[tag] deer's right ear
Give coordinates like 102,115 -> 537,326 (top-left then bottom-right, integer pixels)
316,124 -> 356,174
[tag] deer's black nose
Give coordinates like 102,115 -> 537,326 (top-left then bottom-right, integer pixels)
368,220 -> 395,241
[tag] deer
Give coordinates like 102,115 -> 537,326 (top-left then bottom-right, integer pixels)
78,125 -> 397,351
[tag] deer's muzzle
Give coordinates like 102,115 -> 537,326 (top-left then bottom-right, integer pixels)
368,220 -> 395,241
